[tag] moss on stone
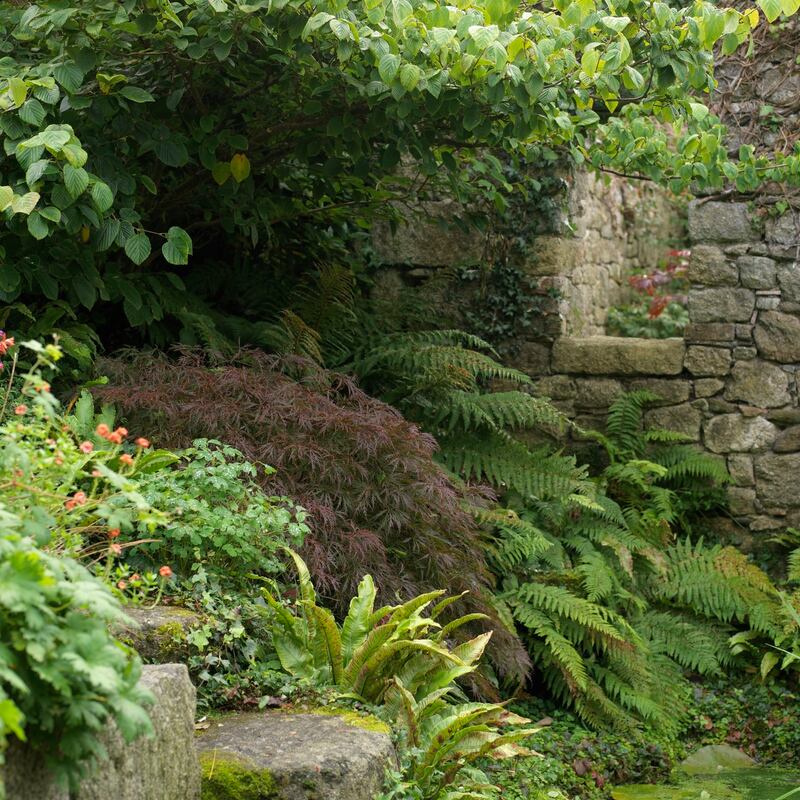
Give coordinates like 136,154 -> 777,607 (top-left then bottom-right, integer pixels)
305,705 -> 391,735
200,751 -> 277,800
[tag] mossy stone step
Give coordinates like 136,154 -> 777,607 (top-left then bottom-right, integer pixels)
196,709 -> 395,800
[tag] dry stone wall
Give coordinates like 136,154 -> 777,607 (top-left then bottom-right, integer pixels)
525,200 -> 800,537
372,169 -> 680,336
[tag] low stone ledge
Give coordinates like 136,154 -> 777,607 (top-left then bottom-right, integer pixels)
114,605 -> 204,663
3,664 -> 201,800
551,336 -> 685,376
197,710 -> 395,800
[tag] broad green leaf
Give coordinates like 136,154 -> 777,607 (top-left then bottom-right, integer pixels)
119,86 -> 155,103
757,0 -> 783,21
399,63 -> 422,91
342,574 -> 377,660
91,181 -> 114,213
211,162 -> 231,185
378,53 -> 400,84
8,77 -> 27,107
0,186 -> 13,212
19,99 -> 46,126
11,192 -> 40,215
229,153 -> 251,183
125,232 -> 152,265
53,63 -> 85,94
161,226 -> 192,265
27,211 -> 49,240
64,164 -> 89,198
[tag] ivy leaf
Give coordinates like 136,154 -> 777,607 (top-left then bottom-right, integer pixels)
91,181 -> 114,213
64,165 -> 90,198
125,232 -> 152,265
161,226 -> 192,265
229,153 -> 251,183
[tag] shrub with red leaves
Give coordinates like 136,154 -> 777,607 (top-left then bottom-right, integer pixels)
96,348 -> 529,681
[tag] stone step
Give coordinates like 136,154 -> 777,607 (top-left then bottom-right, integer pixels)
196,710 -> 395,800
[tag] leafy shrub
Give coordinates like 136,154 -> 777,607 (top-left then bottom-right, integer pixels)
96,348 -> 530,678
130,439 -> 309,591
0,341 -> 153,790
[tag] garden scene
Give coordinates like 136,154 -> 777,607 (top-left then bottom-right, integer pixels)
2,1 -> 800,799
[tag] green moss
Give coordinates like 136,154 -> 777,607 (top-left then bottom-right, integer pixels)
306,705 -> 391,734
200,752 -> 277,800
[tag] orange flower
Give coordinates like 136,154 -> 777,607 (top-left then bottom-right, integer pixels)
131,573 -> 141,582
72,491 -> 87,506
117,580 -> 128,590
135,437 -> 151,448
115,427 -> 129,438
109,543 -> 122,556
14,404 -> 27,415
107,432 -> 123,445
92,469 -> 102,477
108,528 -> 120,539
54,456 -> 63,466
96,423 -> 110,437
119,453 -> 134,466
79,441 -> 93,454
159,565 -> 173,578
64,499 -> 76,511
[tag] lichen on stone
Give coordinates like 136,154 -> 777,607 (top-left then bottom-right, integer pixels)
200,751 -> 277,800
305,705 -> 391,735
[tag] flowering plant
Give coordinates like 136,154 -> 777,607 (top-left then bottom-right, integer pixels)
628,249 -> 690,320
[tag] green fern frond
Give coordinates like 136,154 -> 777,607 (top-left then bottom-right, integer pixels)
636,610 -> 727,674
605,390 -> 660,457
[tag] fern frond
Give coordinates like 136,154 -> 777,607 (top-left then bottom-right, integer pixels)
605,390 -> 660,457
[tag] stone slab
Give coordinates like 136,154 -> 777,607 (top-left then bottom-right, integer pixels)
552,337 -> 685,376
197,711 -> 395,800
688,201 -> 756,243
3,664 -> 200,800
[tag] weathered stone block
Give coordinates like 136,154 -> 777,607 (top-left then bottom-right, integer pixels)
196,711 -> 395,800
755,453 -> 800,508
552,337 -> 685,376
685,323 -> 735,343
688,201 -> 755,243
574,378 -> 623,408
525,235 -> 585,276
750,515 -> 785,532
727,487 -> 757,516
644,404 -> 702,441
685,346 -> 732,377
723,360 -> 790,408
727,454 -> 754,486
688,288 -> 755,323
114,606 -> 204,664
509,341 -> 551,375
533,375 -> 576,400
628,379 -> 692,405
734,346 -> 758,360
754,310 -> 800,362
371,200 -> 484,267
734,324 -> 754,342
3,665 -> 201,800
777,263 -> 800,303
768,407 -> 800,426
774,425 -> 800,453
688,245 -> 738,286
704,414 -> 778,453
765,214 -> 797,247
695,379 -> 725,398
738,256 -> 777,289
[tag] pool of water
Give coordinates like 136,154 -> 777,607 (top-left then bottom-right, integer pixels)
611,768 -> 800,800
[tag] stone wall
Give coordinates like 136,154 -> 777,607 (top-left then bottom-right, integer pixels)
372,169 -> 681,336
524,200 -> 800,537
